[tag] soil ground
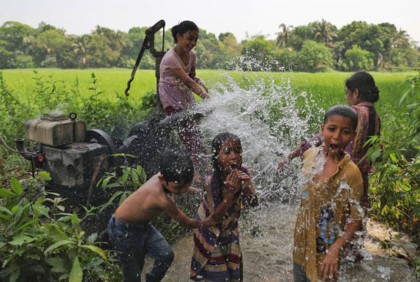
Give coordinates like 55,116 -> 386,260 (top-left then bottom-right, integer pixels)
143,204 -> 418,281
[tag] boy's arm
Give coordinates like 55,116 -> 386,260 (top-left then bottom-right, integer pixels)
206,190 -> 238,223
164,201 -> 204,229
319,220 -> 361,280
163,197 -> 215,229
187,186 -> 202,194
278,134 -> 323,170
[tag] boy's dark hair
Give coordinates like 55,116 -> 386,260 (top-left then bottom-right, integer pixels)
211,132 -> 241,169
345,71 -> 380,103
323,105 -> 358,130
171,20 -> 199,43
159,149 -> 194,184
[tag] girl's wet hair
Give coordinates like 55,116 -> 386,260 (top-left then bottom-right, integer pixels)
211,132 -> 241,170
323,105 -> 358,130
171,20 -> 199,43
159,149 -> 194,184
346,71 -> 380,103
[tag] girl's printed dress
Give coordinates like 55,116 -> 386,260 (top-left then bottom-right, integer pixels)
190,168 -> 249,281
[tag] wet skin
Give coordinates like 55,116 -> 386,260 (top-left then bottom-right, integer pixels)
217,139 -> 250,193
321,115 -> 355,161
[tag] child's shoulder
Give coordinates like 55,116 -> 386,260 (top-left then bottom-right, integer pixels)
341,156 -> 363,179
303,146 -> 321,160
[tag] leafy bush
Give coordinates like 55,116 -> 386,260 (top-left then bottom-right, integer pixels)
96,154 -> 147,212
0,173 -> 121,282
368,72 -> 420,235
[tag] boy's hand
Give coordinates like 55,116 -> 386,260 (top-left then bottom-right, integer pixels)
320,245 -> 340,281
201,216 -> 217,228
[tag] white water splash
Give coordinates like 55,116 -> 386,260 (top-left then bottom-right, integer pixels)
192,72 -> 320,203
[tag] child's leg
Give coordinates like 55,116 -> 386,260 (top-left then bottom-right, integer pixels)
107,216 -> 147,281
145,225 -> 174,281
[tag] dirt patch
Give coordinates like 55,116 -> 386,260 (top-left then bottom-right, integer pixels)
143,204 -> 417,281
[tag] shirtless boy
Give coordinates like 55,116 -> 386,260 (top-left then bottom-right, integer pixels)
107,149 -> 216,282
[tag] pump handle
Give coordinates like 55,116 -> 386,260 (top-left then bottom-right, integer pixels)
125,19 -> 166,97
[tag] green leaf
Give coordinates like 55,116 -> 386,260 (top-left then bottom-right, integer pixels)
80,244 -> 107,260
0,188 -> 16,198
9,234 -> 36,246
370,149 -> 382,163
44,239 -> 75,256
10,178 -> 23,196
69,256 -> 83,282
45,257 -> 67,273
390,153 -> 398,163
15,219 -> 39,233
0,205 -> 13,216
121,169 -> 129,184
38,170 -> 52,181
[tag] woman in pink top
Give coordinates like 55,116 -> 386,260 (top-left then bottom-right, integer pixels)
159,20 -> 209,169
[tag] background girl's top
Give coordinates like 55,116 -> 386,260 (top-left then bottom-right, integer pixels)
158,48 -> 196,112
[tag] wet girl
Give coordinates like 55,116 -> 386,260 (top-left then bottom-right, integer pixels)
190,132 -> 258,281
158,20 -> 209,168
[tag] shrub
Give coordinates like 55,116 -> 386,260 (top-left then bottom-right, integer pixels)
0,172 -> 121,281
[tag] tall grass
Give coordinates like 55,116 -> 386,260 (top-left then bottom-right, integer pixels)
2,69 -> 416,106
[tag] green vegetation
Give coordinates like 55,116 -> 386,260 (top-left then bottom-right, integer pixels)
0,69 -> 419,280
0,20 -> 419,71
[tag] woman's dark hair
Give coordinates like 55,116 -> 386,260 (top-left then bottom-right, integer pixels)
211,132 -> 241,172
159,149 -> 194,184
171,20 -> 199,43
323,105 -> 358,130
345,71 -> 380,103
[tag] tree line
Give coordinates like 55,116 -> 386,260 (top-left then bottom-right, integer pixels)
0,19 -> 419,72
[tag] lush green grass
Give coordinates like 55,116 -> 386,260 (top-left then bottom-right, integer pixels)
1,68 -> 417,112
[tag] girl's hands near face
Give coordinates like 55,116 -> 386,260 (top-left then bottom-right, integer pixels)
224,170 -> 243,193
237,170 -> 252,190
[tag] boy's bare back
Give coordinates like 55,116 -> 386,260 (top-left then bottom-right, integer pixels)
114,173 -> 174,224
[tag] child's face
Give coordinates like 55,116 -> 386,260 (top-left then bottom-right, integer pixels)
345,87 -> 360,106
176,30 -> 198,52
217,139 -> 243,173
321,115 -> 355,159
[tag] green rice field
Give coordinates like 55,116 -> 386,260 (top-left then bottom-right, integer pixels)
1,68 -> 418,112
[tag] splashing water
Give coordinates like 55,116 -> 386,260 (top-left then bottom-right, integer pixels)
192,72 -> 320,203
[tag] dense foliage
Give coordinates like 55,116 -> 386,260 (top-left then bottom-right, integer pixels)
0,20 -> 419,71
368,72 -> 420,235
0,172 -> 121,281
